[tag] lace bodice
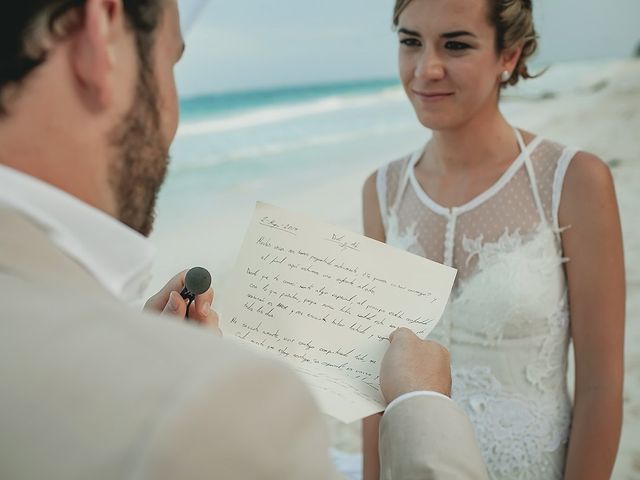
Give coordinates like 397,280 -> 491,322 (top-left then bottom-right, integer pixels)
377,130 -> 576,479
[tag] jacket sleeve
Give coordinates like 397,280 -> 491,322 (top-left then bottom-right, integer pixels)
379,394 -> 489,479
133,359 -> 341,480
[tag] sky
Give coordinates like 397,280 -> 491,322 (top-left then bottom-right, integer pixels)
175,0 -> 640,98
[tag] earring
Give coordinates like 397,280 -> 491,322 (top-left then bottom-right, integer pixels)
501,71 -> 511,82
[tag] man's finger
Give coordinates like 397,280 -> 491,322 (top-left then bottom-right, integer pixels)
191,287 -> 215,321
204,310 -> 221,335
144,270 -> 188,312
186,304 -> 221,335
161,291 -> 187,318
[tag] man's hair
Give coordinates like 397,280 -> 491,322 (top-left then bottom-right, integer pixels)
0,0 -> 165,114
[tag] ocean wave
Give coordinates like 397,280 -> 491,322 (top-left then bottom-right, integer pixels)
177,87 -> 405,137
169,121 -> 415,175
224,125 -> 400,161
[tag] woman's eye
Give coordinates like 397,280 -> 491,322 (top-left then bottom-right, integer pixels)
400,38 -> 421,48
445,41 -> 471,51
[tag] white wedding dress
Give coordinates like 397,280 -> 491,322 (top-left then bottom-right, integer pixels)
373,129 -> 577,479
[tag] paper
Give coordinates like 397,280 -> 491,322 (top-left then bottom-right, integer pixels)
220,202 -> 457,423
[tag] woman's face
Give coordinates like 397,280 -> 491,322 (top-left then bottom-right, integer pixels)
397,0 -> 511,131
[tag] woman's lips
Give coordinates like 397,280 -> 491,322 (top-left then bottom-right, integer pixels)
413,90 -> 454,102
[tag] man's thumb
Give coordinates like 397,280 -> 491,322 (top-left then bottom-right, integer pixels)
389,327 -> 413,343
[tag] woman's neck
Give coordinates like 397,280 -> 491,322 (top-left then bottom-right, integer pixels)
425,106 -> 519,176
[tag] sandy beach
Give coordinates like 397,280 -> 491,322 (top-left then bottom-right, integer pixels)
147,58 -> 640,478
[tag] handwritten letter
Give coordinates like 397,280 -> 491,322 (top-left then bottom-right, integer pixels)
220,202 -> 456,423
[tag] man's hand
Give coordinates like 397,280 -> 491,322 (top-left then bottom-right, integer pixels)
144,270 -> 221,334
380,327 -> 451,404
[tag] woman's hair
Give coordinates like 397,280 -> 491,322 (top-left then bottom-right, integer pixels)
392,0 -> 540,86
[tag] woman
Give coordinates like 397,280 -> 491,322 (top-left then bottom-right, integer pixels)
361,0 -> 625,478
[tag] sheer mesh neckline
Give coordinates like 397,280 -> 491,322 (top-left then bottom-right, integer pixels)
408,132 -> 544,217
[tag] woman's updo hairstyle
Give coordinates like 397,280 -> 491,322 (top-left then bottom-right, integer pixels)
392,0 -> 541,87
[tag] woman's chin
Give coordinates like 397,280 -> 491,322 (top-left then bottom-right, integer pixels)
415,113 -> 460,132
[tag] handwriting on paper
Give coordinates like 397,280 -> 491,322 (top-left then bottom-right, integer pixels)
221,202 -> 456,423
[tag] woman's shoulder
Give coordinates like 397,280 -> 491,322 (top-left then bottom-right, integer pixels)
521,129 -> 585,175
563,151 -> 612,196
383,152 -> 416,175
384,152 -> 419,181
525,125 -> 610,185
363,152 -> 416,190
363,151 -> 417,225
558,150 -> 615,225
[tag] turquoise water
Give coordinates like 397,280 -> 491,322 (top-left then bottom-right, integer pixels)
179,78 -> 401,122
160,77 -> 423,213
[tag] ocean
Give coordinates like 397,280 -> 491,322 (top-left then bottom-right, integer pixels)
158,78 -> 427,216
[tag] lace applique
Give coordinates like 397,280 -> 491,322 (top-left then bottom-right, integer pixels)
385,210 -> 425,256
462,225 -> 566,273
526,293 -> 570,392
451,226 -> 567,345
453,366 -> 571,480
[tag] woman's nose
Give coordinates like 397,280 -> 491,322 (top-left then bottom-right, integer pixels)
415,48 -> 446,81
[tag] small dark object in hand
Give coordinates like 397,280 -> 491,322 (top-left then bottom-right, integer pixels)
180,267 -> 212,319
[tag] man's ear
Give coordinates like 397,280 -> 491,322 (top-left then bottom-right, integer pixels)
70,0 -> 127,110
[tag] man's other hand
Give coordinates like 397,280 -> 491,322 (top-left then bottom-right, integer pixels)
380,328 -> 451,403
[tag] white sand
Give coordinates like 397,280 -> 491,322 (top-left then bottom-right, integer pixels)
147,58 -> 640,478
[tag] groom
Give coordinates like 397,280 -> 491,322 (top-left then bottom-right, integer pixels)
0,1 -> 488,478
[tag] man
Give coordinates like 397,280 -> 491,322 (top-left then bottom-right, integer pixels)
0,1 -> 488,478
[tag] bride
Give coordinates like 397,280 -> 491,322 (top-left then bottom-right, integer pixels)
361,0 -> 625,478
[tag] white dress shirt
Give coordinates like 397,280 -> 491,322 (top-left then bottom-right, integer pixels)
0,164 -> 155,302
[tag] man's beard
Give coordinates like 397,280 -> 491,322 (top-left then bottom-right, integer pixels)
108,64 -> 169,237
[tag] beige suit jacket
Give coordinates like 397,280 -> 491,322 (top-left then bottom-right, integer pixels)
0,206 -> 488,479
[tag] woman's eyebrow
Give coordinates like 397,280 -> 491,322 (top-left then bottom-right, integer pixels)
398,28 -> 478,39
398,27 -> 421,37
441,30 -> 477,39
